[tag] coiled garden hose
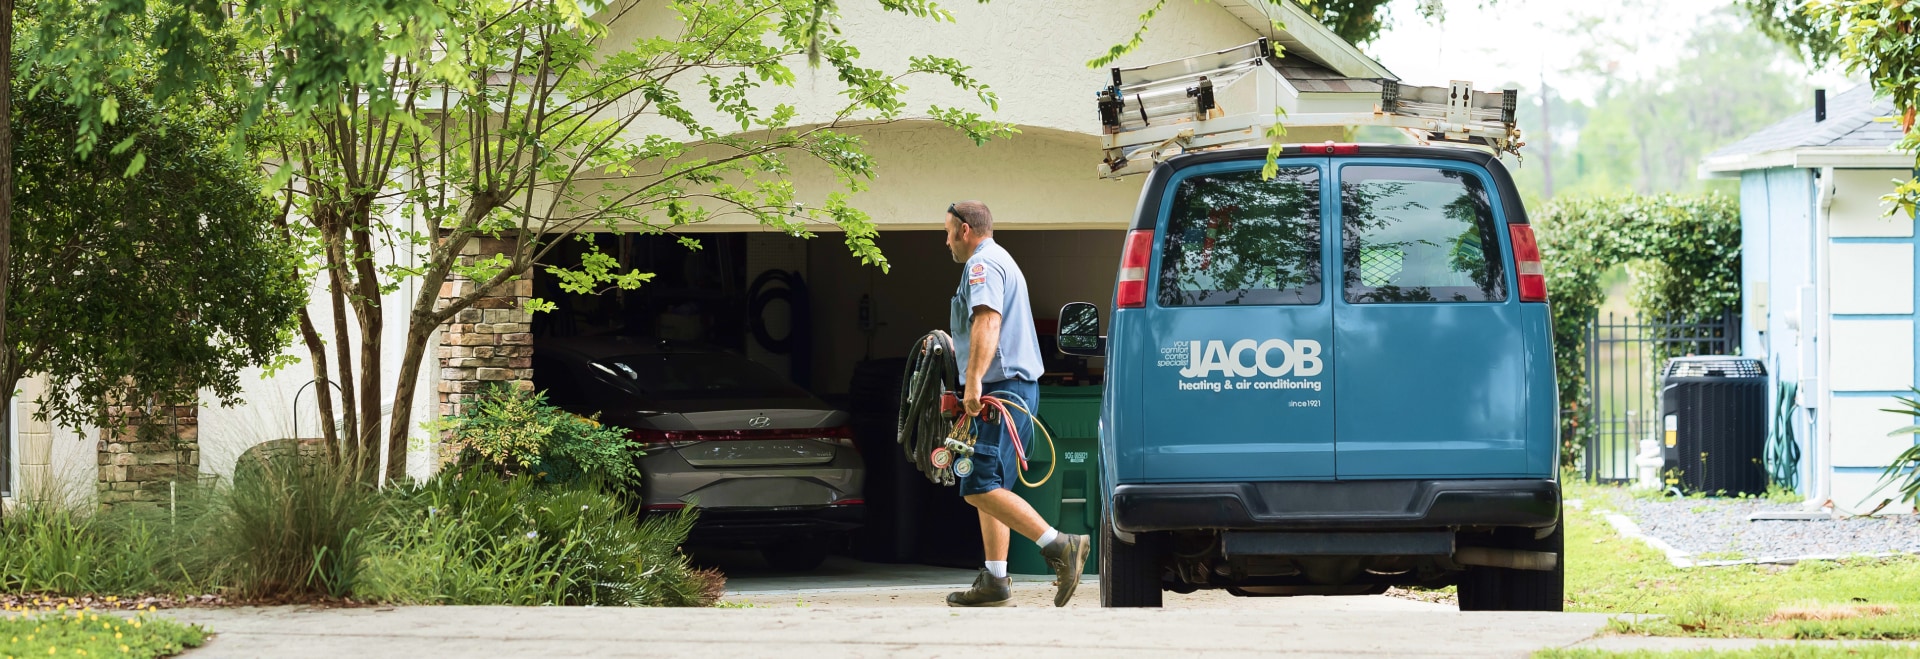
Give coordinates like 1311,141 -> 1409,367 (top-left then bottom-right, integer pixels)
899,332 -> 961,487
1766,380 -> 1801,492
895,331 -> 1057,488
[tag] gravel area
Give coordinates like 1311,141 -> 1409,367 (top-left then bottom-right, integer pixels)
1598,489 -> 1920,561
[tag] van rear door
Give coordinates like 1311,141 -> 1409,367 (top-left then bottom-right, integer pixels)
1136,160 -> 1337,482
1331,161 -> 1529,478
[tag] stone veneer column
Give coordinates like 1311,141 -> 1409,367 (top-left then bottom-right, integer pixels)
437,237 -> 536,419
97,401 -> 199,509
13,396 -> 54,505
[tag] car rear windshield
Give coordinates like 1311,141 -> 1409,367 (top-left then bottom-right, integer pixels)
1340,165 -> 1507,304
1158,166 -> 1323,306
591,353 -> 809,399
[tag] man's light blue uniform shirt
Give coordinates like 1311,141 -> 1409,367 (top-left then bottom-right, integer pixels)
950,238 -> 1044,384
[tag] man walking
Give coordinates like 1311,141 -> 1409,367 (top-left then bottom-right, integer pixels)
941,200 -> 1090,608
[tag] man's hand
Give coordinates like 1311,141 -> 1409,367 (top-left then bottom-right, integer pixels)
964,378 -> 984,417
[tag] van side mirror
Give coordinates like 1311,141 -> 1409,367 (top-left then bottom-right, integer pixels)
1058,302 -> 1105,356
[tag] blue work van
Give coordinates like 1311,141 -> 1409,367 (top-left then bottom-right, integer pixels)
1057,143 -> 1562,611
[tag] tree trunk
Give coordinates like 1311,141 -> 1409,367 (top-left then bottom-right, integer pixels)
384,323 -> 435,483
323,230 -> 361,473
1538,73 -> 1553,200
0,0 -> 15,517
294,310 -> 341,460
349,210 -> 384,483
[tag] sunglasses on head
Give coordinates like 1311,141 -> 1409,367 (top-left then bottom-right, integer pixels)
947,203 -> 970,228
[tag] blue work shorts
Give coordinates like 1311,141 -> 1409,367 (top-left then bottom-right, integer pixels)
958,378 -> 1039,497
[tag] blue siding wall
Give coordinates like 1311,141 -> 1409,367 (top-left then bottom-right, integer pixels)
1741,167 -> 1819,493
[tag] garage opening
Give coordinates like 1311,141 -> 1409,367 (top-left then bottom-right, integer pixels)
529,229 -> 1121,573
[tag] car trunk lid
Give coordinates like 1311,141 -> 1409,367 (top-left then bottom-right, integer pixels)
634,407 -> 851,468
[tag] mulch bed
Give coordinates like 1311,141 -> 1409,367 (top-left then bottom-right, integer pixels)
0,593 -> 378,612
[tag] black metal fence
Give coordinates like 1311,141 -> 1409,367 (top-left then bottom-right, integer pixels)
1580,310 -> 1740,483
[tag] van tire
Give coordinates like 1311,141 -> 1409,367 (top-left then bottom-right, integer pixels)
1456,512 -> 1565,612
1502,516 -> 1565,612
1456,564 -> 1505,611
1100,509 -> 1163,608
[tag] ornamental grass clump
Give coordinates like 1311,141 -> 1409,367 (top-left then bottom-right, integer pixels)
0,489 -> 224,597
358,469 -> 721,606
218,454 -> 378,599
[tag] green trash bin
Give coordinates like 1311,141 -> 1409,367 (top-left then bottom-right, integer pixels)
1008,385 -> 1102,576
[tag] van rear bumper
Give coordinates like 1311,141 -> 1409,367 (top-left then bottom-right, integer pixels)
1110,479 -> 1559,534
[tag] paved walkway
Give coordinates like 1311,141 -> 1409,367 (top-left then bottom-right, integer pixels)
168,604 -> 1616,658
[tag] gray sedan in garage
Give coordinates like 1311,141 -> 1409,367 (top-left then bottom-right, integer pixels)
532,336 -> 865,571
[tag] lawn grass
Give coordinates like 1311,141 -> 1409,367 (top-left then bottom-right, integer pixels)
1565,479 -> 1920,640
1538,646 -> 1920,658
0,609 -> 205,658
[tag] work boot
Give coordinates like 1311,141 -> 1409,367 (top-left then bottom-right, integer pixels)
1040,533 -> 1091,607
945,569 -> 1013,607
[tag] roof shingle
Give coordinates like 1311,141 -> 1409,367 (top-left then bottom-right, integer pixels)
1708,84 -> 1902,160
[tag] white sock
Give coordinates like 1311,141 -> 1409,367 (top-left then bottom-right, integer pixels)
1036,528 -> 1060,548
984,561 -> 1008,578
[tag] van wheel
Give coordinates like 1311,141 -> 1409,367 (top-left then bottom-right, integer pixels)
1100,509 -> 1164,608
1455,564 -> 1504,611
1502,518 -> 1565,612
1457,514 -> 1565,612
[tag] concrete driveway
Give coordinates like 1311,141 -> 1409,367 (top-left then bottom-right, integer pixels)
168,603 -> 1616,658
159,555 -> 1920,657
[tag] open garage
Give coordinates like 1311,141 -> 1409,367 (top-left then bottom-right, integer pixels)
528,223 -> 1123,570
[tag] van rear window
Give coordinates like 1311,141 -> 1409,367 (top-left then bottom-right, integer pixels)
1339,166 -> 1506,304
1158,167 -> 1322,307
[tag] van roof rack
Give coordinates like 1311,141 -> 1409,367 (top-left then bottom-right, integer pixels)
1096,39 -> 1523,178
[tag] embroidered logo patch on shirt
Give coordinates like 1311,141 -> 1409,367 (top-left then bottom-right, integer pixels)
970,263 -> 986,276
968,276 -> 986,285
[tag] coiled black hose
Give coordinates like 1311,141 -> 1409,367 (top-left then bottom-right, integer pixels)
747,269 -> 812,387
898,331 -> 959,487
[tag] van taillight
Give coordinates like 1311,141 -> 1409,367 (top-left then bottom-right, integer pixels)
1509,224 -> 1548,302
1116,229 -> 1155,309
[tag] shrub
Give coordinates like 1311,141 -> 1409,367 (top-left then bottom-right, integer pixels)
438,384 -> 641,488
357,469 -> 721,606
1534,193 -> 1742,468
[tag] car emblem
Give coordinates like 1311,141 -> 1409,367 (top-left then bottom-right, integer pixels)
747,415 -> 772,429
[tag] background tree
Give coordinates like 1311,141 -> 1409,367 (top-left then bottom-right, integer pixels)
228,0 -> 1010,481
1542,12 -> 1804,199
1739,0 -> 1846,66
4,53 -> 304,448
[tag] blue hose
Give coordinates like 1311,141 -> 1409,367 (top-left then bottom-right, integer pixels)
1766,380 -> 1801,492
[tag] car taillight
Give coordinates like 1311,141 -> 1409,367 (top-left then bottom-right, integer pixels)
630,428 -> 695,451
830,498 -> 865,506
643,502 -> 688,512
810,425 -> 857,448
1116,229 -> 1155,309
1509,224 -> 1548,302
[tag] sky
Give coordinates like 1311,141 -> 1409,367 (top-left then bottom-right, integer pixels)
1361,0 -> 1859,103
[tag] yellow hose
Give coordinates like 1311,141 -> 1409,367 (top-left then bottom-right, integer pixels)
991,396 -> 1057,489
